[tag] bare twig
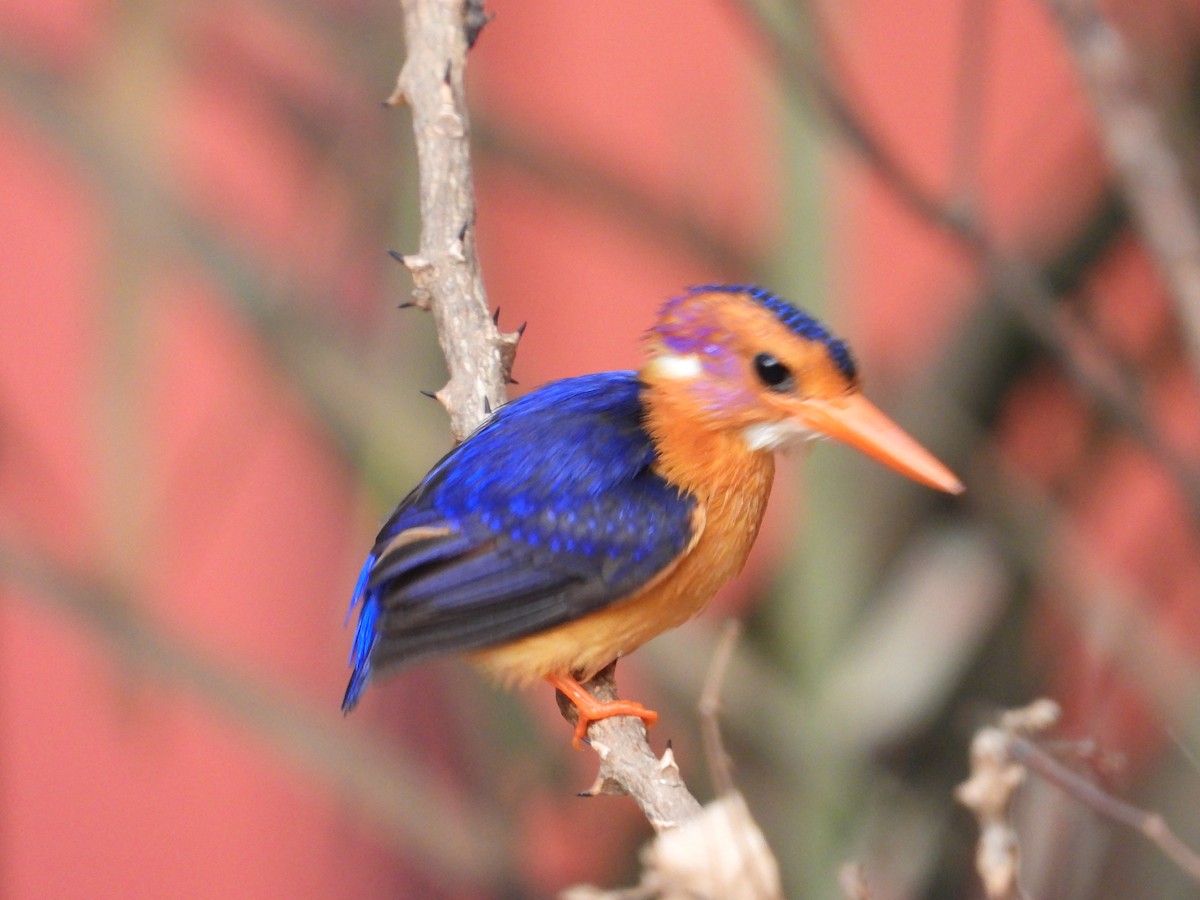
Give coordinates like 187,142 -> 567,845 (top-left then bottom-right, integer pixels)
959,699 -> 1200,895
558,664 -> 704,831
563,628 -> 782,900
956,700 -> 1058,899
396,0 -> 703,828
391,0 -> 516,440
1008,734 -> 1200,883
1043,0 -> 1200,376
698,620 -> 742,797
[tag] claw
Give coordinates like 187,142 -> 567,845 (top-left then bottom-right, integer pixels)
547,673 -> 658,750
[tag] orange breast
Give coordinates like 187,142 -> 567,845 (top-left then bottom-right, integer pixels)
473,411 -> 775,685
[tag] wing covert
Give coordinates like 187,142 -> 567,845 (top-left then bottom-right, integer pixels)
342,372 -> 698,710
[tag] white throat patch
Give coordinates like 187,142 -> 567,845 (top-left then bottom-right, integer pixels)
742,420 -> 821,452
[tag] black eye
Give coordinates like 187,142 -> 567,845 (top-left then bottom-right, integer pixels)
753,353 -> 795,392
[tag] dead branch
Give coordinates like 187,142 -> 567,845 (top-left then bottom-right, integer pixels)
391,0 -> 516,441
395,0 -> 703,829
562,627 -> 781,900
958,699 -> 1200,896
698,620 -> 742,797
1008,733 -> 1200,884
557,664 -> 704,831
956,701 -> 1054,900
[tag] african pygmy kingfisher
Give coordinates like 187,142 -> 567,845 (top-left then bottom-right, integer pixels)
342,285 -> 963,746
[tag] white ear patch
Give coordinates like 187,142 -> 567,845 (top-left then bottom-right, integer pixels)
742,420 -> 820,451
646,353 -> 703,380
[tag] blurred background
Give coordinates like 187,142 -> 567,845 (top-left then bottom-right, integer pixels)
4,0 -> 1200,896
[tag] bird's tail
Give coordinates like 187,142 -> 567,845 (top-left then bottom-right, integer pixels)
341,553 -> 378,712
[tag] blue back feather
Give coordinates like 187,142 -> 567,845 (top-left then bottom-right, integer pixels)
342,372 -> 696,709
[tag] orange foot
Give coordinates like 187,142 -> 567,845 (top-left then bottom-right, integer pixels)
546,673 -> 659,749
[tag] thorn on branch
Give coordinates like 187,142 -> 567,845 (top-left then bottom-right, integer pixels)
657,743 -> 679,777
448,221 -> 471,263
497,328 -> 522,385
464,0 -> 492,49
563,633 -> 784,898
387,249 -> 433,275
383,83 -> 408,108
386,251 -> 435,309
578,756 -> 625,799
554,661 -> 702,830
395,0 -> 508,445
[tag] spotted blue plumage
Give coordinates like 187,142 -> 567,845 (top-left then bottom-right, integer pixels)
687,284 -> 858,381
342,371 -> 696,711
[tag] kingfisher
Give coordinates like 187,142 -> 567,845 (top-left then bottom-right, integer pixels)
343,285 -> 962,746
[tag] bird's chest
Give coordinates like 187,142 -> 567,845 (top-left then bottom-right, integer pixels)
473,428 -> 775,685
579,450 -> 775,680
620,447 -> 775,640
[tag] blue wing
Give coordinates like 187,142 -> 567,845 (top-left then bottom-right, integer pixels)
342,371 -> 697,710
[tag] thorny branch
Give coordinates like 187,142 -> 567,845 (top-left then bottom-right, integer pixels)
399,0 -> 1200,886
558,664 -> 705,831
564,625 -> 782,900
391,0 -> 516,441
395,0 -> 703,827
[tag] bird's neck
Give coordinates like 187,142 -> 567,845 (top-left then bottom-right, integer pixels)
640,386 -> 775,505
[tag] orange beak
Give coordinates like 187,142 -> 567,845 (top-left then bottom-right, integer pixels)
797,393 -> 964,494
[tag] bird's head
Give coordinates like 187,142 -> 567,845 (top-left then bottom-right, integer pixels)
641,285 -> 963,494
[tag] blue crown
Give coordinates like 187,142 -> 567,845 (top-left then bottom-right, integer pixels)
686,284 -> 858,381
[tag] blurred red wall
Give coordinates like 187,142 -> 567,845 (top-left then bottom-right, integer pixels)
4,0 -> 1200,896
